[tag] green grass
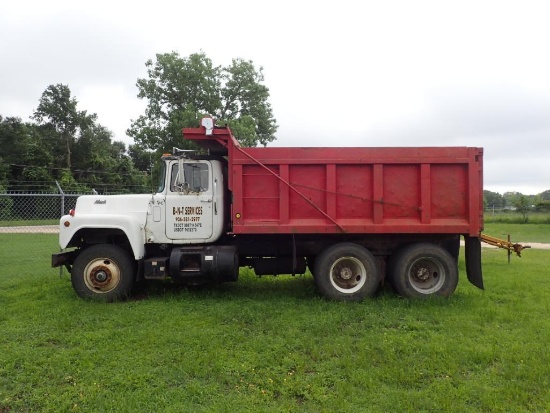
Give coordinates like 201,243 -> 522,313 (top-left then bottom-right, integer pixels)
484,211 -> 550,224
1,233 -> 550,412
483,222 -> 550,243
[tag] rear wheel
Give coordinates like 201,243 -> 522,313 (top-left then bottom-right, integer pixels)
314,243 -> 379,301
71,244 -> 135,301
388,243 -> 457,298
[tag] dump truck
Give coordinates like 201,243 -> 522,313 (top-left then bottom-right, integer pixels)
52,117 -> 486,301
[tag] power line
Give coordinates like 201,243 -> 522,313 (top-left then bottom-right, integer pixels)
8,163 -> 151,175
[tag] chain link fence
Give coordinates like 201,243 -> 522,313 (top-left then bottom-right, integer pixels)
0,185 -> 94,277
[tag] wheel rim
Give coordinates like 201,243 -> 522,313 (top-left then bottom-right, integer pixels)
83,258 -> 121,294
407,256 -> 446,294
329,256 -> 367,294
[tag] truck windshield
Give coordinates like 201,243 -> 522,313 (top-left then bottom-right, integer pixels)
170,163 -> 209,193
156,162 -> 166,193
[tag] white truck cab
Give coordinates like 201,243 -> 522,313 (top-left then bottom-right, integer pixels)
145,155 -> 226,246
53,151 -> 236,301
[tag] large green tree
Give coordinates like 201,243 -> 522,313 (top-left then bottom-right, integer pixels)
483,190 -> 505,209
513,194 -> 531,223
69,123 -> 148,194
32,84 -> 97,169
25,84 -> 149,193
127,52 -> 278,152
0,116 -> 54,190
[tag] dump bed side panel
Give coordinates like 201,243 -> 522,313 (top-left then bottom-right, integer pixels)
229,147 -> 483,236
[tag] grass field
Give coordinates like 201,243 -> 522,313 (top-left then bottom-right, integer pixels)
1,233 -> 550,412
484,211 -> 550,225
484,222 -> 550,243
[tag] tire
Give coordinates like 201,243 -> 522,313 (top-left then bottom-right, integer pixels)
313,243 -> 379,301
388,243 -> 458,298
71,244 -> 135,302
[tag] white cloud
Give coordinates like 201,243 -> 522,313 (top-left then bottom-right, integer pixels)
1,0 -> 550,194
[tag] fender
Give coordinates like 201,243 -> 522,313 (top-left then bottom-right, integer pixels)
59,214 -> 146,260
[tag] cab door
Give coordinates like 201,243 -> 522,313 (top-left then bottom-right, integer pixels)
165,160 -> 213,241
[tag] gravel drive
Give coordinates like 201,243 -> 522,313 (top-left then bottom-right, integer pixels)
0,225 -> 59,234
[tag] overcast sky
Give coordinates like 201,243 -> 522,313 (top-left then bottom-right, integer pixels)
1,0 -> 549,195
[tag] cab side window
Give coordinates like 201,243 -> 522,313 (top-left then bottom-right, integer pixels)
170,163 -> 209,193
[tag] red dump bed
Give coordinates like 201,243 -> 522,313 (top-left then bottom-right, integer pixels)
184,123 -> 484,237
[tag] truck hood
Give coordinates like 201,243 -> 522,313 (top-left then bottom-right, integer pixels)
59,194 -> 154,257
74,194 -> 152,217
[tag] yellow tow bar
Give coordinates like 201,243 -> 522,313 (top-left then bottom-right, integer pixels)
480,234 -> 531,257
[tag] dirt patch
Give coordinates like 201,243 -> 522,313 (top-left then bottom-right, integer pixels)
515,242 -> 550,250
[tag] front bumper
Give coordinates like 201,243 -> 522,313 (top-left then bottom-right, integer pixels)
52,250 -> 77,269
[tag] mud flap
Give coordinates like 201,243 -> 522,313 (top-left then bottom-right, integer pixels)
465,236 -> 484,290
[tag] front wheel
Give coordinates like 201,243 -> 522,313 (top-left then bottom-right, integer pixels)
388,243 -> 458,298
314,243 -> 380,301
71,244 -> 135,301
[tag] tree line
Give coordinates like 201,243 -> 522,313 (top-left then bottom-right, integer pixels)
484,189 -> 550,224
0,52 -> 277,194
1,50 -> 548,210
0,85 -> 147,194
484,190 -> 550,210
